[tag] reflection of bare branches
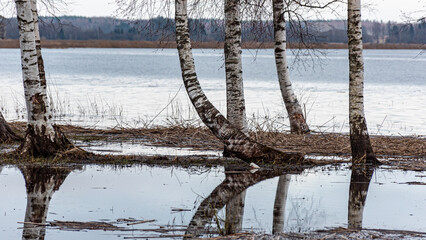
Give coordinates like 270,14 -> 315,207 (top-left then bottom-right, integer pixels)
186,168 -> 302,237
347,166 -> 375,229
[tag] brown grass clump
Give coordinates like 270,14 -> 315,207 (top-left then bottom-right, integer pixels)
252,131 -> 425,158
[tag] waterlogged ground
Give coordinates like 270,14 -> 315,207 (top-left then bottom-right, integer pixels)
0,164 -> 425,239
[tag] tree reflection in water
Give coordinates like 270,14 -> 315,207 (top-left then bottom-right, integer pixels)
14,163 -> 377,239
348,165 -> 375,229
272,175 -> 291,234
186,167 -> 302,237
20,166 -> 72,240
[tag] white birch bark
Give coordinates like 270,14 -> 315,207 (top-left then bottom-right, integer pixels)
224,0 -> 248,135
15,0 -> 52,134
175,0 -> 304,164
30,0 -> 46,85
15,0 -> 73,156
348,0 -> 378,164
347,166 -> 374,229
273,0 -> 309,134
272,174 -> 291,234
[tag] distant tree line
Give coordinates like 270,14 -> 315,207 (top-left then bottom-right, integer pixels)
0,15 -> 6,39
1,16 -> 425,44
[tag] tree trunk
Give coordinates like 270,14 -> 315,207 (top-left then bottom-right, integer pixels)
225,0 -> 248,135
347,166 -> 374,229
347,0 -> 380,165
20,166 -> 71,240
272,0 -> 309,134
272,174 -> 291,234
175,0 -> 304,164
0,111 -> 22,142
14,0 -> 74,157
30,0 -> 46,86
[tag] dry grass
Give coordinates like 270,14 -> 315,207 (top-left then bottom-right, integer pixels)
8,122 -> 424,158
1,39 -> 424,49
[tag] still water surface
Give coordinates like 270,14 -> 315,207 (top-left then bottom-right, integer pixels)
0,164 -> 425,239
0,48 -> 425,135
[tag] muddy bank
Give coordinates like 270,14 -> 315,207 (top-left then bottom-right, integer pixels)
0,39 -> 424,49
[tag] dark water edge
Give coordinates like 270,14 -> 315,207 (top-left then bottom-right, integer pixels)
0,163 -> 425,239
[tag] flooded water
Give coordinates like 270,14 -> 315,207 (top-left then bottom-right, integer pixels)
1,164 -> 425,239
77,140 -> 222,157
0,48 -> 425,136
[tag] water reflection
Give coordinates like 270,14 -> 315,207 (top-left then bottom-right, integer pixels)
187,165 -> 377,237
272,175 -> 291,234
348,166 -> 374,229
20,166 -> 73,240
186,168 -> 302,237
4,164 -> 421,239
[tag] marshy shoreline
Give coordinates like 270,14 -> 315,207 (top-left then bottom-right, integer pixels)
1,122 -> 424,171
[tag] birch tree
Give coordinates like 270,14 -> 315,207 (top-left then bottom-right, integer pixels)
225,0 -> 248,135
0,111 -> 21,142
347,0 -> 380,165
175,0 -> 304,164
272,0 -> 309,134
211,0 -> 249,217
14,0 -> 75,157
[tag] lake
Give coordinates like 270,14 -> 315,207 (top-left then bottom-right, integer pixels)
1,164 -> 425,239
0,48 -> 425,135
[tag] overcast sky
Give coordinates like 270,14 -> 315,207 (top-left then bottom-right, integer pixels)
61,0 -> 425,22
1,0 -> 422,22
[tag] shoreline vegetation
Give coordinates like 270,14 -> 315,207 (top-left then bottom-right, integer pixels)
1,122 -> 424,171
0,39 -> 425,49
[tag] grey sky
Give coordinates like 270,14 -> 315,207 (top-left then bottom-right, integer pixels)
0,0 -> 419,22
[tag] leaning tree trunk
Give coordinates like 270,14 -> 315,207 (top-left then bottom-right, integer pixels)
0,111 -> 21,142
272,174 -> 291,234
347,0 -> 380,165
20,166 -> 71,240
224,0 -> 248,135
272,0 -> 309,134
14,0 -> 74,157
175,0 -> 304,164
347,165 -> 374,229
